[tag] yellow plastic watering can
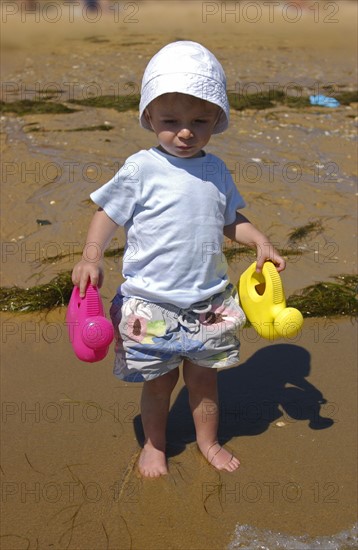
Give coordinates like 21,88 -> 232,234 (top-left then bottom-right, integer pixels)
238,261 -> 303,340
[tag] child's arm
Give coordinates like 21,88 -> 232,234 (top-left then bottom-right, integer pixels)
224,212 -> 286,272
72,208 -> 119,297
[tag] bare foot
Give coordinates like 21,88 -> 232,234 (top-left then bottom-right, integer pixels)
138,445 -> 168,478
202,442 -> 240,472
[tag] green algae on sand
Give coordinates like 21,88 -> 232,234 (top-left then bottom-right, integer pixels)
1,271 -> 356,317
1,91 -> 356,117
0,100 -> 77,115
0,272 -> 73,313
287,275 -> 358,318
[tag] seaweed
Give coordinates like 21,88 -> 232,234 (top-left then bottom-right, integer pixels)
39,242 -> 299,266
287,274 -> 358,318
1,271 -> 356,316
104,246 -> 125,258
288,220 -> 324,244
83,36 -> 110,43
228,89 -> 311,111
28,124 -> 114,133
228,91 -> 278,111
324,90 -> 358,105
0,271 -> 73,312
0,100 -> 76,115
39,246 -> 125,264
223,244 -> 254,261
223,243 -> 302,262
1,89 -> 356,118
67,124 -> 114,132
68,94 -> 140,112
228,89 -> 357,111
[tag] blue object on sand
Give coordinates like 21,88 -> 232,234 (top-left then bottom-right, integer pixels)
309,95 -> 340,108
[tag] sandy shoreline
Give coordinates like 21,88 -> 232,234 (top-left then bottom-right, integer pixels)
1,1 -> 357,548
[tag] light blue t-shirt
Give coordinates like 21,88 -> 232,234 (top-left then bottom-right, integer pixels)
90,147 -> 245,308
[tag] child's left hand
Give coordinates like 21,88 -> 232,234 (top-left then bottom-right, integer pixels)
255,241 -> 286,273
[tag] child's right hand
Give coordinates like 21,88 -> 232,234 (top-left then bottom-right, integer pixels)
71,260 -> 104,298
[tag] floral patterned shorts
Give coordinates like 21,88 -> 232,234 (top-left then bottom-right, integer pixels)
109,284 -> 246,382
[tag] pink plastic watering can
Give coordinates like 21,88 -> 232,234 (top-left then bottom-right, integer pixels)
66,285 -> 114,363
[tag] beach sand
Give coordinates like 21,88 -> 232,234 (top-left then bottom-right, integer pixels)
1,1 -> 357,548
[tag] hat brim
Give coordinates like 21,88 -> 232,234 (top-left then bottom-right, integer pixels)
139,72 -> 229,134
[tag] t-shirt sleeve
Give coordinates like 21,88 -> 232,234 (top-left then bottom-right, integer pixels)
90,156 -> 141,226
224,164 -> 246,225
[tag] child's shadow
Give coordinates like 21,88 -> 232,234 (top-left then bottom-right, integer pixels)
133,344 -> 334,458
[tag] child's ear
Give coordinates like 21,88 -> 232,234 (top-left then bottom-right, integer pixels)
144,109 -> 152,126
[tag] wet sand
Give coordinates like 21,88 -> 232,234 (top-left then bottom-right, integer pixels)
1,1 -> 357,548
1,310 -> 357,548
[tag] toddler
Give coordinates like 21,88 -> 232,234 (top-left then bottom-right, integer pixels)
72,41 -> 285,477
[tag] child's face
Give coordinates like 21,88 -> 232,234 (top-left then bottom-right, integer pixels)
144,93 -> 221,158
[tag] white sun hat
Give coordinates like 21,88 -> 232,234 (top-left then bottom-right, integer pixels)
139,41 -> 229,134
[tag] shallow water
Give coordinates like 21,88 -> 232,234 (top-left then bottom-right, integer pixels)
229,523 -> 357,549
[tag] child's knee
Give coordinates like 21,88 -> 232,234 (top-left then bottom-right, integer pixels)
145,367 -> 179,394
183,361 -> 217,392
